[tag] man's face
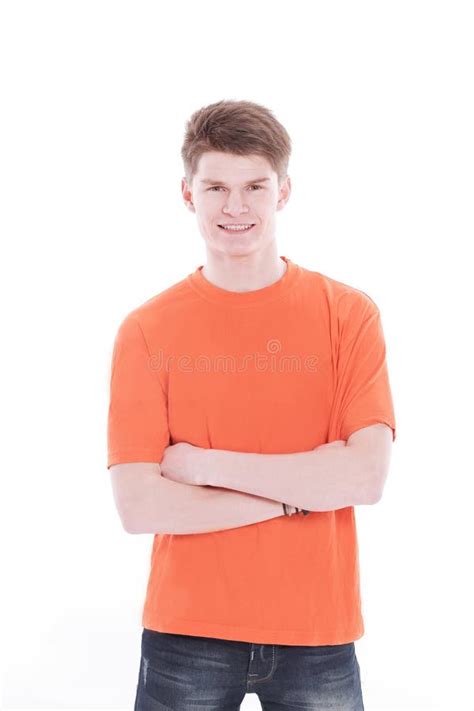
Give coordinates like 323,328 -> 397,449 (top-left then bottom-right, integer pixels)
182,151 -> 291,257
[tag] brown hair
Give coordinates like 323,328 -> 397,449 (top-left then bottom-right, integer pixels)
181,99 -> 292,188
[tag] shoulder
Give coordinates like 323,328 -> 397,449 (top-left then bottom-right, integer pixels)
114,273 -> 195,340
299,264 -> 380,320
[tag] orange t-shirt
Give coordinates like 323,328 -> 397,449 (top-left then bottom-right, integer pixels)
107,255 -> 396,645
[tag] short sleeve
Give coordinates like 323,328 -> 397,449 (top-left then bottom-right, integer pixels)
106,314 -> 170,468
332,300 -> 396,443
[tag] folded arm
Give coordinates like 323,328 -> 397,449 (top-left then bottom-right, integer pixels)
110,462 -> 292,535
160,423 -> 394,512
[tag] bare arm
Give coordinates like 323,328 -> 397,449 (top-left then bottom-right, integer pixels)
160,424 -> 394,512
200,424 -> 392,510
109,462 -> 291,535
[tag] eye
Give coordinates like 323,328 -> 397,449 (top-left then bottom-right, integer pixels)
207,185 -> 263,192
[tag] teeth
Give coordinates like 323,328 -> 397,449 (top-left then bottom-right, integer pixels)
220,224 -> 253,231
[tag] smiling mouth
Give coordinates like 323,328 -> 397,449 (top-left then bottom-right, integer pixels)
218,224 -> 256,233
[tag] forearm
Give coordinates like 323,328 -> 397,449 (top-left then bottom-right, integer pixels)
203,440 -> 375,512
126,469 -> 288,535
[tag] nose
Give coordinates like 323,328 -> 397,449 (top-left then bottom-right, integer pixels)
222,190 -> 250,216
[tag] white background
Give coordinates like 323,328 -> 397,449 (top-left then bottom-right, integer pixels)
1,1 -> 473,709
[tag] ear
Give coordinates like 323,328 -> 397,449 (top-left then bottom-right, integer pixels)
182,177 -> 196,213
276,175 -> 291,211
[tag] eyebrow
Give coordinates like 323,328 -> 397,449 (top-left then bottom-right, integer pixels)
200,177 -> 271,185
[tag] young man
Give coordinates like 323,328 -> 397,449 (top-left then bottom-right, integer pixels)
107,99 -> 396,710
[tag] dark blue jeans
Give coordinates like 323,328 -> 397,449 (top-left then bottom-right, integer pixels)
134,627 -> 365,710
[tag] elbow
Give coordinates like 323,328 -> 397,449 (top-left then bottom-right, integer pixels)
367,488 -> 383,505
366,475 -> 386,504
118,511 -> 139,534
365,458 -> 389,505
115,501 -> 142,534
116,496 -> 148,533
111,486 -> 142,534
122,511 -> 149,534
122,509 -> 167,535
123,518 -> 139,534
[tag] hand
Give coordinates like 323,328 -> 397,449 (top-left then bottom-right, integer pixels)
160,442 -> 208,486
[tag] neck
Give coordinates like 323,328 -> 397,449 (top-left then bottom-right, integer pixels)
201,245 -> 287,293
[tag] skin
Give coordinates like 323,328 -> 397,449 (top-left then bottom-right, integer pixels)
181,150 -> 291,293
160,424 -> 393,510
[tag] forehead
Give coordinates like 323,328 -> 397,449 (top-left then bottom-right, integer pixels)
196,151 -> 274,182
